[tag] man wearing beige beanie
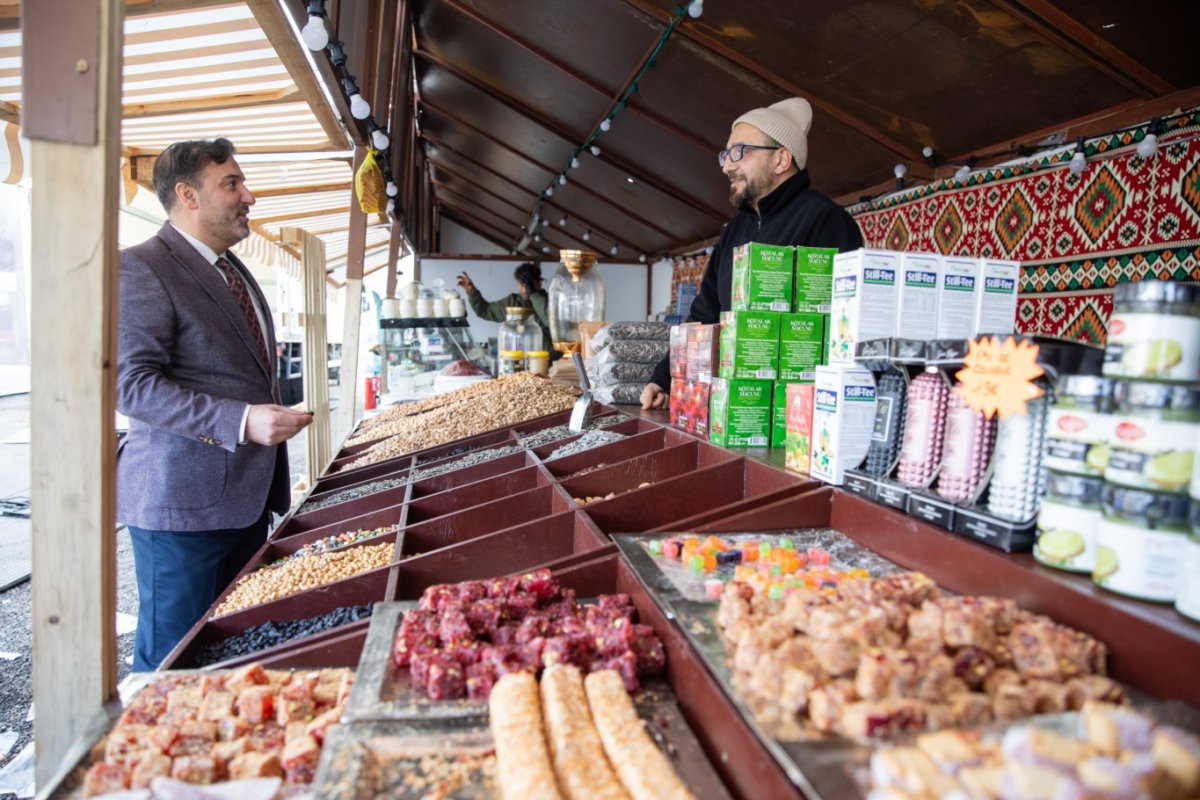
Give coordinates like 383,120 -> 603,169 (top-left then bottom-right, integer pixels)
642,97 -> 863,408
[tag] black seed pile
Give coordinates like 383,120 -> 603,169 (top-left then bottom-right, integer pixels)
191,604 -> 373,667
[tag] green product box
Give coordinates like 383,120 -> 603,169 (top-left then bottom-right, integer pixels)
732,243 -> 794,312
794,246 -> 837,313
771,381 -> 790,448
718,310 -> 780,381
709,378 -> 772,447
778,313 -> 826,382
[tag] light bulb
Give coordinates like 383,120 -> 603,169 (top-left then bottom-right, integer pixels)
600,119 -> 612,132
386,199 -> 395,215
371,129 -> 390,150
545,186 -> 554,196
540,218 -> 548,227
386,182 -> 398,197
301,15 -> 329,50
542,245 -> 551,253
1068,149 -> 1086,175
955,165 -> 970,183
558,175 -> 567,186
590,145 -> 601,157
639,254 -> 647,263
893,163 -> 907,179
571,157 -> 579,169
582,230 -> 591,241
609,244 -> 618,256
687,0 -> 703,18
533,233 -> 541,242
349,93 -> 370,120
921,145 -> 934,158
1136,132 -> 1158,159
558,216 -> 567,227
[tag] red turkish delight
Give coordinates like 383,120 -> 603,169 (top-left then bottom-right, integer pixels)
425,653 -> 466,700
280,734 -> 321,784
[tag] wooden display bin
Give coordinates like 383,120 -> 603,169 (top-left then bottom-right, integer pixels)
405,451 -> 540,497
407,463 -> 551,507
398,483 -> 574,549
273,498 -> 406,540
539,425 -> 691,478
695,487 -> 1200,709
557,439 -> 739,502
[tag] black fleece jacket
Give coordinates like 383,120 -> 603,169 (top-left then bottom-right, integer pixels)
649,169 -> 864,392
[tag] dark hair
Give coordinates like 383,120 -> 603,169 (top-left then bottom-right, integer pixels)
153,138 -> 237,211
514,262 -> 542,290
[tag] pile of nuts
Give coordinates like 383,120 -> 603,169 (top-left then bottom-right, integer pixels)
573,482 -> 651,506
337,375 -> 580,473
214,540 -> 395,616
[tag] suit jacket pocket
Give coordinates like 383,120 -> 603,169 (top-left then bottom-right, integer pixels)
157,434 -> 229,510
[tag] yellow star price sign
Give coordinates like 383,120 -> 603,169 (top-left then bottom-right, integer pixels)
955,336 -> 1044,419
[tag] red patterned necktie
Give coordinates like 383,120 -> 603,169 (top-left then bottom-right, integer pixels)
215,256 -> 270,371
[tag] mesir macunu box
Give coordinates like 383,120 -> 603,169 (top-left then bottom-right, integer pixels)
669,379 -> 689,430
687,381 -> 712,437
718,310 -> 780,380
897,253 -> 941,341
794,246 -> 838,313
709,378 -> 772,447
689,323 -> 721,383
778,313 -> 825,381
828,249 -> 899,364
937,257 -> 980,340
810,365 -> 877,485
977,259 -> 1019,335
731,243 -> 794,312
785,381 -> 816,473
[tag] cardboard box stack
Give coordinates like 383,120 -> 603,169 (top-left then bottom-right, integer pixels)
668,322 -> 718,435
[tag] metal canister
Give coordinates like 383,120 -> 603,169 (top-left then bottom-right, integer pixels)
1045,375 -> 1114,477
1094,484 -> 1191,602
1035,470 -> 1105,573
1105,381 -> 1200,494
1104,280 -> 1200,382
1177,501 -> 1200,622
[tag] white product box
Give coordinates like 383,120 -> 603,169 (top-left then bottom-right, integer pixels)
977,259 -> 1019,335
897,253 -> 941,341
937,256 -> 981,340
811,364 -> 877,485
828,249 -> 899,364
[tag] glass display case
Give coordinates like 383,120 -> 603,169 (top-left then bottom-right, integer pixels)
379,317 -> 490,396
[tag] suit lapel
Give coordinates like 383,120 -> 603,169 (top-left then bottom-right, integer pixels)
157,224 -> 273,384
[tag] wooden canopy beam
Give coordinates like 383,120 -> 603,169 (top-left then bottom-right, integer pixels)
432,178 -> 593,253
984,0 -> 1174,98
250,0 -> 353,149
122,88 -> 302,119
414,47 -> 728,222
0,98 -> 18,125
438,206 -> 515,253
437,0 -> 717,156
621,0 -> 923,163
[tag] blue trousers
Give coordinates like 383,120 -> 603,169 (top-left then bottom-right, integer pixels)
129,507 -> 269,671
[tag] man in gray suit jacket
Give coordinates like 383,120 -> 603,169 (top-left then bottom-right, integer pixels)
117,138 -> 313,670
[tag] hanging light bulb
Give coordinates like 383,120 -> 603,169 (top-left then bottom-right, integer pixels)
372,128 -> 389,150
386,199 -> 395,215
590,145 -> 601,157
545,186 -> 554,196
639,254 -> 647,263
301,2 -> 330,50
954,164 -> 970,183
1136,132 -> 1158,159
582,230 -> 591,241
558,175 -> 567,186
893,163 -> 907,180
349,93 -> 370,120
558,215 -> 567,227
570,157 -> 580,169
386,181 -> 398,197
609,243 -> 619,256
1068,139 -> 1087,174
542,245 -> 551,253
687,0 -> 703,18
600,118 -> 612,132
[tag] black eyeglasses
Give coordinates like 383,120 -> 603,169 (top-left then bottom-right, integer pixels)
718,143 -> 781,167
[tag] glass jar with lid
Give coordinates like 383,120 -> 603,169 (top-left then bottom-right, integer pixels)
1104,280 -> 1200,382
1104,381 -> 1200,493
548,249 -> 605,356
498,306 -> 542,375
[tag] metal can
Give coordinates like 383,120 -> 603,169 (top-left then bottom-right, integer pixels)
1176,502 -> 1200,622
1105,381 -> 1200,493
1094,484 -> 1191,602
498,350 -> 526,376
1104,280 -> 1200,382
1035,470 -> 1105,573
1045,375 -> 1114,477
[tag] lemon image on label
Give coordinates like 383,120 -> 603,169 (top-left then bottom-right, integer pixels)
1093,546 -> 1119,581
1085,443 -> 1111,473
1145,449 -> 1194,491
1125,339 -> 1183,376
1036,529 -> 1086,563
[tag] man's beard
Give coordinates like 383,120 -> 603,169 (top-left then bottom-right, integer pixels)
727,172 -> 761,209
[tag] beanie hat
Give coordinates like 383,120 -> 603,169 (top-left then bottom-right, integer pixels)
732,97 -> 813,170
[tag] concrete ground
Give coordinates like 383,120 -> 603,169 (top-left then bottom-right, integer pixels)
0,384 -> 342,798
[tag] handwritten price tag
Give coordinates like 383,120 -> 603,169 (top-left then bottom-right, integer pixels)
955,336 -> 1044,419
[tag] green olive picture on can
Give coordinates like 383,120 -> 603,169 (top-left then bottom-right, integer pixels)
1035,529 -> 1086,564
1093,546 -> 1119,581
1144,450 -> 1195,491
1084,443 -> 1111,473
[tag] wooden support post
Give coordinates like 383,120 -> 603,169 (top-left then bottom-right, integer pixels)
338,147 -> 368,443
27,0 -> 122,786
285,227 -> 332,482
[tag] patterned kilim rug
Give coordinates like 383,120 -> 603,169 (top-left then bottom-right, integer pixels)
849,110 -> 1200,345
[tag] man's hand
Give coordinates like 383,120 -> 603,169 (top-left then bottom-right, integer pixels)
640,382 -> 667,410
456,272 -> 475,293
246,404 -> 313,446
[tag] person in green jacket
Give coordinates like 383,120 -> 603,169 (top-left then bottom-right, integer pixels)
457,262 -> 558,359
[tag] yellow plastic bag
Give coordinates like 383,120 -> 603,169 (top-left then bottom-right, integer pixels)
355,148 -> 387,214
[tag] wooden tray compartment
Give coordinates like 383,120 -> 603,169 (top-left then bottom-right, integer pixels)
397,484 -> 575,556
307,460 -> 411,497
291,480 -> 409,526
407,463 -> 549,507
558,439 -> 738,503
272,499 -> 406,540
408,427 -> 517,466
392,511 -> 609,599
537,426 -> 676,478
405,450 -> 537,494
